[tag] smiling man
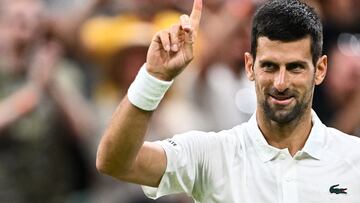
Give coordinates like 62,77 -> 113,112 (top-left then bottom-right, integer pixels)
96,0 -> 360,202
244,35 -> 327,156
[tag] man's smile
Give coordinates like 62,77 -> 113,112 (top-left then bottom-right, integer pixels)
269,95 -> 294,105
267,89 -> 296,106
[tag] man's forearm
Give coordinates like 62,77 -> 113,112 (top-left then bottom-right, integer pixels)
0,83 -> 40,132
48,81 -> 96,139
96,96 -> 152,177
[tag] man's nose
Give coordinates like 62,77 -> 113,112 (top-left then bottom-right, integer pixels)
274,68 -> 288,92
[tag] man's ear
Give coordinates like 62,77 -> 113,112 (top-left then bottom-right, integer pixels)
315,55 -> 327,85
244,52 -> 255,81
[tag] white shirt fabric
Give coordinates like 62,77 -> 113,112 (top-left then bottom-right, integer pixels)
142,110 -> 360,203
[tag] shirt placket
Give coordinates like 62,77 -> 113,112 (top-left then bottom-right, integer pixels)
277,150 -> 299,203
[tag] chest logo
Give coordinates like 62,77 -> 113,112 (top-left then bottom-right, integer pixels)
329,184 -> 347,194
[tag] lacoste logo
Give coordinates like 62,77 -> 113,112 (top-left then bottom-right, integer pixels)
329,184 -> 347,194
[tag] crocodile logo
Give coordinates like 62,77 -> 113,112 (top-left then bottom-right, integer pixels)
329,184 -> 347,194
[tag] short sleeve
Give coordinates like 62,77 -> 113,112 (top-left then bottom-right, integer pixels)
142,130 -> 219,200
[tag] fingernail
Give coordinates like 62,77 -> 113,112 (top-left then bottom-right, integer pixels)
183,24 -> 192,32
171,44 -> 178,52
165,45 -> 171,52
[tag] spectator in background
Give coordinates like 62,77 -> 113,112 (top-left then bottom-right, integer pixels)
0,0 -> 96,202
313,33 -> 360,136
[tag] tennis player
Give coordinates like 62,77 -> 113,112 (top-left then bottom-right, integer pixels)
97,0 -> 360,202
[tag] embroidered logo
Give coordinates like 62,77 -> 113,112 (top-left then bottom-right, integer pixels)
329,184 -> 347,194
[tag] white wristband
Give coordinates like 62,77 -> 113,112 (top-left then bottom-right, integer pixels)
127,63 -> 174,111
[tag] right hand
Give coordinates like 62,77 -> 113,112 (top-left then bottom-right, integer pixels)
146,0 -> 202,81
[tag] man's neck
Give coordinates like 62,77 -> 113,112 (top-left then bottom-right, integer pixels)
256,108 -> 313,156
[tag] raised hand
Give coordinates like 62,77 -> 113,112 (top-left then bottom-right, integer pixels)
146,0 -> 202,81
28,41 -> 62,89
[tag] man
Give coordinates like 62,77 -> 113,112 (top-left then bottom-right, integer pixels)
97,0 -> 360,202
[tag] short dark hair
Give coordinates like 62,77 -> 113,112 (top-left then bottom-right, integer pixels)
251,0 -> 323,65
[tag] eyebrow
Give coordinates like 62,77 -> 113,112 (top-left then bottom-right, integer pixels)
259,59 -> 308,66
259,60 -> 278,66
286,60 -> 308,67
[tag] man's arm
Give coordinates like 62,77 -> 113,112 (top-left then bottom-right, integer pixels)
97,98 -> 165,187
0,83 -> 41,132
96,0 -> 202,187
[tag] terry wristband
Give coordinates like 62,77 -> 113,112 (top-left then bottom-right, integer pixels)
127,63 -> 174,111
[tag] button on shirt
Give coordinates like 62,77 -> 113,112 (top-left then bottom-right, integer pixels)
142,110 -> 360,203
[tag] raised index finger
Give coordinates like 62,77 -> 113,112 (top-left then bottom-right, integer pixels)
190,0 -> 203,32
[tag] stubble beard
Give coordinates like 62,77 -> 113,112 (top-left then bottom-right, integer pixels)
256,71 -> 316,125
261,83 -> 314,125
262,96 -> 309,125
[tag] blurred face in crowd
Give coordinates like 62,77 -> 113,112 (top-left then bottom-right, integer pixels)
327,44 -> 360,102
0,0 -> 43,45
245,36 -> 327,124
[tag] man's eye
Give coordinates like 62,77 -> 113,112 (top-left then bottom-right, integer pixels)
287,63 -> 304,72
261,63 -> 276,71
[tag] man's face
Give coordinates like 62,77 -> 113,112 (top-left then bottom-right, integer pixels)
0,0 -> 42,44
245,36 -> 327,124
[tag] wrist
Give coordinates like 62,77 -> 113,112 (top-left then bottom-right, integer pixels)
127,63 -> 174,111
146,64 -> 174,81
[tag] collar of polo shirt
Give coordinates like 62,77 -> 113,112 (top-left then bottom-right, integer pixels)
247,109 -> 326,162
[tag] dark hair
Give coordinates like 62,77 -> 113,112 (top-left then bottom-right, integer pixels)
251,0 -> 323,65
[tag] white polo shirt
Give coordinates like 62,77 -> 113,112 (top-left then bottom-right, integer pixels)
142,110 -> 360,202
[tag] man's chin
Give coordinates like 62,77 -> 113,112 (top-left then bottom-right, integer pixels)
269,111 -> 295,124
264,105 -> 300,124
268,103 -> 295,115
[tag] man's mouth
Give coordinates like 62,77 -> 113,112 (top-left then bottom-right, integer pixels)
269,94 -> 294,105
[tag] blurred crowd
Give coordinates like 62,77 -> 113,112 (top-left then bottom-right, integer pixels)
0,0 -> 359,202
